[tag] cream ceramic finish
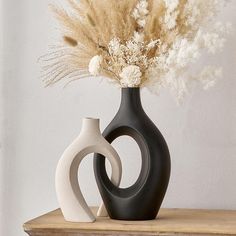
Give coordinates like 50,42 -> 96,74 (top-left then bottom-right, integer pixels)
55,118 -> 122,222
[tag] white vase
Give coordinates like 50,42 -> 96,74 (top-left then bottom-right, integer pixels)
55,118 -> 122,222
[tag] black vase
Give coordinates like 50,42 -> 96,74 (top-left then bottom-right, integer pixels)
94,88 -> 171,220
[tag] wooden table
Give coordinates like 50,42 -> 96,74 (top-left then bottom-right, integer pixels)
23,207 -> 236,236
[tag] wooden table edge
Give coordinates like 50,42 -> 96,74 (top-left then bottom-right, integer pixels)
23,208 -> 236,236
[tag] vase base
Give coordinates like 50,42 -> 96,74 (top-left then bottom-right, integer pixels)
106,208 -> 160,221
109,216 -> 157,221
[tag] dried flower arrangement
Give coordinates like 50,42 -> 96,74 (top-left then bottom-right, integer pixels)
41,0 -> 232,102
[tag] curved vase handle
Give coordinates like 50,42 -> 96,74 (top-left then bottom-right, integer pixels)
56,137 -> 122,222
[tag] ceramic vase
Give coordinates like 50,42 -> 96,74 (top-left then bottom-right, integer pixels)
55,118 -> 122,222
94,88 -> 171,220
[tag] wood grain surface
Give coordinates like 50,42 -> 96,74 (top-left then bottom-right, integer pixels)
23,207 -> 236,236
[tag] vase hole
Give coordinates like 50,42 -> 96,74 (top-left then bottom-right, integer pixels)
106,135 -> 142,189
78,154 -> 103,206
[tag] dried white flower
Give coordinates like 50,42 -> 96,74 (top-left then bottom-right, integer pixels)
120,65 -> 142,87
198,66 -> 222,90
162,0 -> 179,30
133,31 -> 145,43
147,39 -> 161,49
127,41 -> 140,53
88,55 -> 103,76
132,0 -> 149,28
164,11 -> 179,30
166,75 -> 188,103
164,0 -> 179,12
203,33 -> 226,54
109,38 -> 122,55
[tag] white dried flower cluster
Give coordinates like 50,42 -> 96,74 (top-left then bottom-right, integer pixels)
120,65 -> 142,87
146,23 -> 230,102
105,34 -> 159,87
86,0 -> 231,102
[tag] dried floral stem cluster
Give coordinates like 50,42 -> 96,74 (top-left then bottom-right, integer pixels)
41,0 -> 231,102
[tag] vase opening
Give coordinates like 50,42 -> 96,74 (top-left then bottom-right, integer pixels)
106,134 -> 142,189
81,117 -> 101,135
84,117 -> 99,120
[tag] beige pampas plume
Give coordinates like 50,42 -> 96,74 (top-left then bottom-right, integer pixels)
40,0 -> 138,86
63,36 -> 78,47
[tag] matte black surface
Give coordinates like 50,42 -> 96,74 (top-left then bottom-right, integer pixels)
94,88 -> 171,220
